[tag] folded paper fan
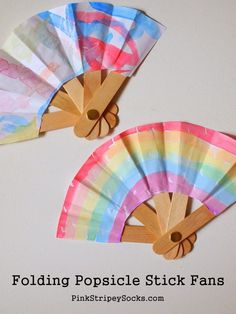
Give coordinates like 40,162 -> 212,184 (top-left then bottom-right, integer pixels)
57,121 -> 236,259
0,2 -> 165,144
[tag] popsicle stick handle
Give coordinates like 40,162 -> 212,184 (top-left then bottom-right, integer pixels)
131,203 -> 162,238
153,205 -> 215,255
153,192 -> 193,260
122,226 -> 157,243
63,77 -> 84,113
40,111 -> 78,133
74,72 -> 126,137
86,122 -> 100,140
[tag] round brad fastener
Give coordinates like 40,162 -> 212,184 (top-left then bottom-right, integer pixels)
87,109 -> 100,120
170,231 -> 182,243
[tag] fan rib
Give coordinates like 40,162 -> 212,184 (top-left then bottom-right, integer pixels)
63,77 -> 84,113
130,203 -> 162,238
50,90 -> 81,115
40,111 -> 77,132
122,225 -> 156,243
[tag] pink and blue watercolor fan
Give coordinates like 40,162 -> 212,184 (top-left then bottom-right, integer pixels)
0,2 -> 165,144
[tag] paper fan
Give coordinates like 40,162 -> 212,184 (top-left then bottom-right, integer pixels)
0,2 -> 165,144
57,121 -> 236,259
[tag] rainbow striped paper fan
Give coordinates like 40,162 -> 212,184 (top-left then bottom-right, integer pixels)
57,122 -> 236,257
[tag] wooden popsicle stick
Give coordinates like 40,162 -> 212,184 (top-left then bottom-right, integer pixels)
40,111 -> 78,133
121,194 -> 198,258
99,117 -> 110,137
83,71 -> 103,139
104,111 -> 118,129
84,71 -> 114,139
188,233 -> 197,244
84,71 -> 102,92
152,205 -> 215,255
153,193 -> 171,233
86,121 -> 101,140
121,225 -> 157,243
164,245 -> 180,260
167,193 -> 189,229
84,71 -> 102,108
63,77 -> 84,113
175,243 -> 184,259
74,72 -> 126,137
50,90 -> 81,115
153,193 -> 189,259
177,233 -> 196,258
131,203 -> 162,238
182,238 -> 193,256
109,103 -> 119,115
163,193 -> 188,259
174,233 -> 196,259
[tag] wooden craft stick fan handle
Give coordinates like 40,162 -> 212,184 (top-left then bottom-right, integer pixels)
74,72 -> 126,137
153,205 -> 215,254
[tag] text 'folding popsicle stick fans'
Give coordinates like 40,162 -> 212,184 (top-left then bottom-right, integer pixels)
0,2 -> 165,144
57,122 -> 236,260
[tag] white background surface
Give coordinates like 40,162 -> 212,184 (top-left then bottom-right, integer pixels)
0,0 -> 236,313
